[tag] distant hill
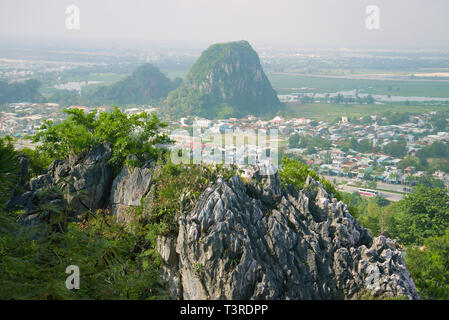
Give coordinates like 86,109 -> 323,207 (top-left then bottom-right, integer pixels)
166,40 -> 283,118
84,63 -> 179,105
0,79 -> 44,104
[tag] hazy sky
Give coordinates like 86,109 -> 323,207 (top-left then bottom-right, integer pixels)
1,0 -> 448,49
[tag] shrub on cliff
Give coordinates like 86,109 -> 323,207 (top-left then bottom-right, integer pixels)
0,136 -> 20,203
0,206 -> 167,299
32,107 -> 170,173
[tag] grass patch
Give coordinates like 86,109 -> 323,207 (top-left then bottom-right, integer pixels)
267,73 -> 449,98
279,102 -> 449,121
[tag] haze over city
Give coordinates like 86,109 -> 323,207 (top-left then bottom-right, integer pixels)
1,0 -> 449,49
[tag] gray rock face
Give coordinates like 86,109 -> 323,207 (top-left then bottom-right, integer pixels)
18,154 -> 29,186
9,145 -> 419,299
158,165 -> 419,300
110,161 -> 154,222
8,143 -> 113,221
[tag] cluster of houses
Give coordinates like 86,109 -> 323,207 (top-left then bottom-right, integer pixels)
0,103 -> 160,138
172,112 -> 449,188
0,103 -> 60,137
2,103 -> 448,188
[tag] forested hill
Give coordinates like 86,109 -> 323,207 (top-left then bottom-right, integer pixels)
0,64 -> 181,107
84,63 -> 180,105
0,79 -> 45,105
166,40 -> 283,119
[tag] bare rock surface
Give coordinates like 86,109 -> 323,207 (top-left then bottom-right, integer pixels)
158,165 -> 419,300
8,143 -> 113,222
8,149 -> 419,300
109,161 -> 155,222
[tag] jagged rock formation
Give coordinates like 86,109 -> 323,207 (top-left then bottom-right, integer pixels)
8,147 -> 419,299
166,41 -> 283,118
157,165 -> 419,300
8,144 -> 113,223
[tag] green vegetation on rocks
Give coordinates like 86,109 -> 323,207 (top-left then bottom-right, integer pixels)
84,63 -> 179,106
147,161 -> 238,235
0,206 -> 167,299
31,107 -> 170,173
166,41 -> 283,118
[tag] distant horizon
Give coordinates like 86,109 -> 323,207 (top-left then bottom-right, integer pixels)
2,35 -> 449,54
1,0 -> 449,52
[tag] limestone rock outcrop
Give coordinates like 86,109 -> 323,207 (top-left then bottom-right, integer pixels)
8,143 -> 113,223
8,148 -> 419,299
157,165 -> 419,300
110,161 -> 155,222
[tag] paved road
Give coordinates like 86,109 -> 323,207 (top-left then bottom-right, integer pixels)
337,184 -> 404,202
322,175 -> 406,202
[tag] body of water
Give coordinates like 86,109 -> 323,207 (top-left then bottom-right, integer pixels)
53,81 -> 103,92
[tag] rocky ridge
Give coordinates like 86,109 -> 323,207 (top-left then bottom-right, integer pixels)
8,143 -> 113,223
9,146 -> 419,299
157,164 -> 419,299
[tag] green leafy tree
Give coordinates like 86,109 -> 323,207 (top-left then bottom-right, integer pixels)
365,180 -> 377,190
361,203 -> 382,236
356,198 -> 396,237
297,135 -> 332,150
288,134 -> 300,148
415,175 -> 445,189
32,107 -> 170,171
414,142 -> 449,173
376,194 -> 390,207
395,186 -> 449,245
406,228 -> 449,300
383,140 -> 407,158
0,107 -> 176,300
431,111 -> 449,132
19,147 -> 53,179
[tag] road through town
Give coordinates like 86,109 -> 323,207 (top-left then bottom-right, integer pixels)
321,175 -> 407,202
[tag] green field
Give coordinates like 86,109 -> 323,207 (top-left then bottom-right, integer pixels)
280,102 -> 449,121
83,73 -> 127,83
164,70 -> 189,81
267,73 -> 449,98
39,73 -> 126,96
